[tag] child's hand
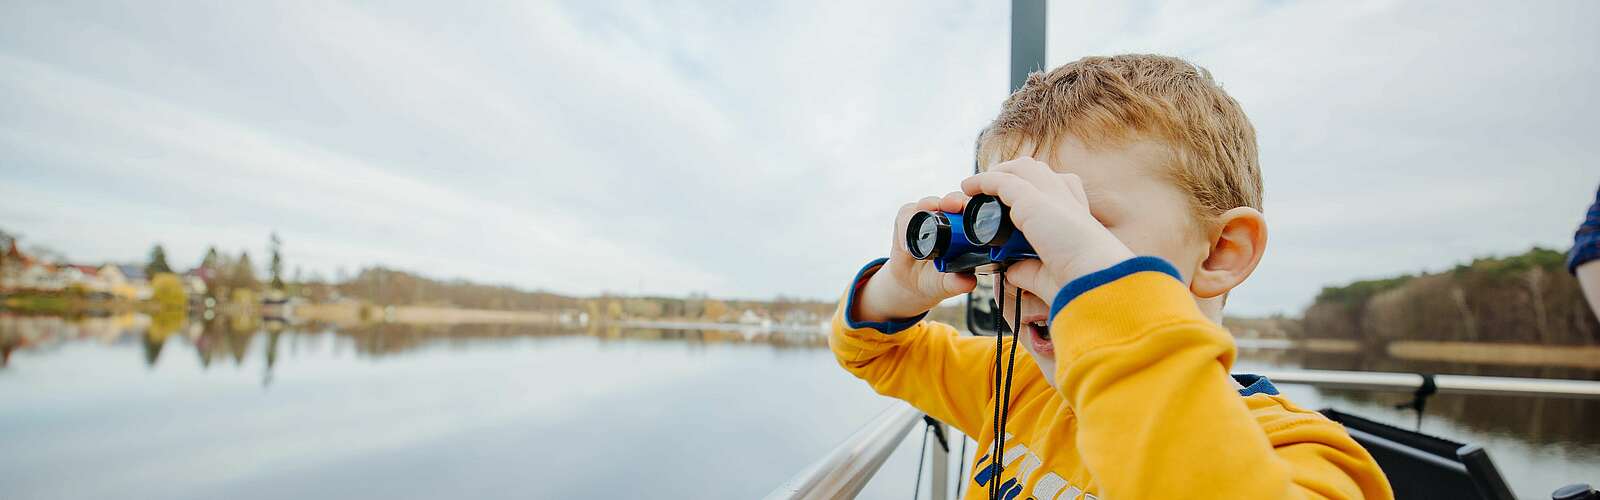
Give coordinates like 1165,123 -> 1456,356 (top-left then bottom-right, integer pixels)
960,157 -> 1136,302
853,193 -> 979,323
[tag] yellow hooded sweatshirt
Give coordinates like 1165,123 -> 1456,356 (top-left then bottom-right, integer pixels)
831,257 -> 1393,500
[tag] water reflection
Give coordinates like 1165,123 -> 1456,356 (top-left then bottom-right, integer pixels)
2,313 -> 1596,499
0,312 -> 898,500
1,312 -> 828,377
1263,347 -> 1600,450
4,313 -> 1597,449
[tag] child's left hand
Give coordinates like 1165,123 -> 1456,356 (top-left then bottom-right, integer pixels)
960,157 -> 1136,302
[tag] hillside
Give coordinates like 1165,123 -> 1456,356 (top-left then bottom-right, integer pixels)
1301,248 -> 1600,345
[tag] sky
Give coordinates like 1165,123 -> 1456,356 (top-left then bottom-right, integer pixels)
1,0 -> 1596,315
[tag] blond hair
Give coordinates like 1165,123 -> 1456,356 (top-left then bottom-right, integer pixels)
978,54 -> 1262,221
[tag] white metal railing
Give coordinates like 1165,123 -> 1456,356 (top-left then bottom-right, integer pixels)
1253,369 -> 1600,399
766,403 -> 937,500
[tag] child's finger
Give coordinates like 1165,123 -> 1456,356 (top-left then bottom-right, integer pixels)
990,157 -> 1062,193
917,196 -> 942,212
1059,173 -> 1089,206
939,191 -> 968,213
959,171 -> 1040,207
890,202 -> 920,256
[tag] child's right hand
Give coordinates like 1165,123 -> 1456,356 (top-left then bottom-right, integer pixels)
853,192 -> 979,323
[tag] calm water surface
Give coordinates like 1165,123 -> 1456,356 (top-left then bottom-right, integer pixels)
1,314 -> 1596,499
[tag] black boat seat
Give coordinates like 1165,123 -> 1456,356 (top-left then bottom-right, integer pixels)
1320,409 -> 1514,500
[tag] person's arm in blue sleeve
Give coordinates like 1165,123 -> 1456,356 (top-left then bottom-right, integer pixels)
1572,184 -> 1600,321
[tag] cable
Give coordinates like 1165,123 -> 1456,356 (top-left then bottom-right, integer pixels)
997,287 -> 1023,491
912,424 -> 931,500
957,437 -> 967,498
990,271 -> 1006,500
985,267 -> 1026,500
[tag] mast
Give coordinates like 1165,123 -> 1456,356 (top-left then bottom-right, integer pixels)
1010,0 -> 1047,93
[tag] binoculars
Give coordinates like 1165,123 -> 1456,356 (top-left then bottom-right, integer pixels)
905,194 -> 1037,273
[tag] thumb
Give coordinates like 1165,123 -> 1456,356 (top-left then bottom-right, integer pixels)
939,272 -> 978,299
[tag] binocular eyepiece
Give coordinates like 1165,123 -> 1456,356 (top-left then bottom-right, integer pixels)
905,194 -> 1037,273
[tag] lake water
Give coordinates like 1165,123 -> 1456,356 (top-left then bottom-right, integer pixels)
2,314 -> 1596,500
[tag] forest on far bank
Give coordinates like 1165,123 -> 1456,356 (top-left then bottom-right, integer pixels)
1300,247 -> 1599,346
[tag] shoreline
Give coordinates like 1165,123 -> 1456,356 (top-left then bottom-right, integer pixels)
1387,340 -> 1600,369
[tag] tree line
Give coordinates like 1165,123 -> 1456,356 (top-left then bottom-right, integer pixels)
328,266 -> 839,323
169,234 -> 285,305
122,231 -> 839,322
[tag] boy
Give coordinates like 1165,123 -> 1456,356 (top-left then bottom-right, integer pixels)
831,55 -> 1392,499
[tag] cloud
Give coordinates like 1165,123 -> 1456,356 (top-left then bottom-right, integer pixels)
1,0 -> 1595,314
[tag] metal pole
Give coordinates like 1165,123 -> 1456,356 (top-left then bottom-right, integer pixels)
1255,369 -> 1600,399
930,420 -> 949,500
1010,0 -> 1047,92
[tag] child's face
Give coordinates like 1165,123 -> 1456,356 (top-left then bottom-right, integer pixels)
994,135 -> 1211,388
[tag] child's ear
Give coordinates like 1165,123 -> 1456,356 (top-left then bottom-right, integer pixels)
1191,207 -> 1267,299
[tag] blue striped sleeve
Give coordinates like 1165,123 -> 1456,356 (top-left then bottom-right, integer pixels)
1048,256 -> 1184,321
842,258 -> 928,334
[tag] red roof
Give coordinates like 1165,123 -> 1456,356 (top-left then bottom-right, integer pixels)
67,264 -> 99,276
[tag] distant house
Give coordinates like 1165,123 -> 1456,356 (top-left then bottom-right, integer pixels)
780,309 -> 820,325
0,240 -> 30,291
60,264 -> 101,292
115,264 -> 152,300
117,265 -> 146,283
49,264 -> 127,299
14,263 -> 66,291
181,269 -> 209,299
0,242 -> 76,293
737,309 -> 772,326
98,264 -> 126,291
9,260 -> 68,292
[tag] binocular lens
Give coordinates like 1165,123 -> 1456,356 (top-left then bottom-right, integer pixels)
915,219 -> 939,254
963,194 -> 1013,246
970,199 -> 1003,244
906,211 -> 950,260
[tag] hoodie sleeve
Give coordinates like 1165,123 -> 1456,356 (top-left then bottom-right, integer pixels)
1048,256 -> 1393,500
829,258 -> 997,437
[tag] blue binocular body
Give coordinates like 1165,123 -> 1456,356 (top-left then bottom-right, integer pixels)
916,211 -> 1037,273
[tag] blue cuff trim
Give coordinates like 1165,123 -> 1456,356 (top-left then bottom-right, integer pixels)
1233,374 -> 1280,396
1048,256 -> 1184,321
843,258 -> 927,334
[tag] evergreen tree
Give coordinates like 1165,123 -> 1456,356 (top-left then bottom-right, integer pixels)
268,232 -> 285,291
200,247 -> 221,272
198,246 -> 225,300
146,244 -> 173,276
231,251 -> 260,291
